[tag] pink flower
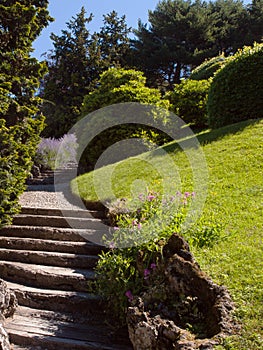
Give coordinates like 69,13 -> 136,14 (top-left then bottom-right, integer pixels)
144,268 -> 151,279
125,290 -> 133,302
132,220 -> 137,226
113,226 -> 119,231
184,192 -> 191,198
191,192 -> 196,197
137,223 -> 142,230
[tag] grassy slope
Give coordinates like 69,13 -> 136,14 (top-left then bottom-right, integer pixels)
72,119 -> 263,349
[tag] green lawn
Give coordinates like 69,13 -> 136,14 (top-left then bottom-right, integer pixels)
72,119 -> 263,349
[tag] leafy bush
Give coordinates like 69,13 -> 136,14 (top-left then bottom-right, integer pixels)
168,79 -> 211,128
35,134 -> 77,170
190,55 -> 228,81
0,118 -> 44,227
78,68 -> 171,172
207,43 -> 263,128
93,190 -> 223,324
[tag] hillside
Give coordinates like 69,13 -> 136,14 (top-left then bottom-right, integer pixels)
72,119 -> 263,349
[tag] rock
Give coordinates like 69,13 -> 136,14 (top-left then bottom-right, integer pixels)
0,324 -> 10,350
31,165 -> 41,178
0,280 -> 17,318
127,234 -> 239,350
0,279 -> 18,350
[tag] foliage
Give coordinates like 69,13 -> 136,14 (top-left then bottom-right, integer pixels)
41,8 -> 132,138
207,43 -> 263,128
78,68 -> 171,171
73,118 -> 263,349
93,190 -> 222,323
95,10 -> 132,69
0,118 -> 44,227
35,134 -> 77,170
0,0 -> 52,125
0,0 -> 51,227
131,0 -> 263,89
167,79 -> 211,128
190,55 -> 228,80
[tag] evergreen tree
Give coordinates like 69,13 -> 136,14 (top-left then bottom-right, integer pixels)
0,0 -> 53,125
131,0 -> 263,89
41,7 -> 98,137
96,11 -> 132,69
0,0 -> 52,226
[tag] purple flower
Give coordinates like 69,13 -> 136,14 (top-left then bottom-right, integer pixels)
125,290 -> 133,302
184,192 -> 191,198
132,220 -> 137,226
137,223 -> 142,230
191,192 -> 196,197
150,263 -> 157,270
147,195 -> 156,201
113,226 -> 120,231
144,268 -> 151,279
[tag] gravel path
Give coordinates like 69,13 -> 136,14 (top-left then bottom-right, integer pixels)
19,183 -> 84,210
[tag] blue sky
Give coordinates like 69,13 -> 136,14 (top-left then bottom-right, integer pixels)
32,0 -> 160,59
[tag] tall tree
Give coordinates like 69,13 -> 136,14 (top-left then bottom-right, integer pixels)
42,9 -> 132,138
131,0 -> 263,89
96,11 -> 132,69
0,0 -> 52,226
132,0 -> 213,89
0,0 -> 53,125
247,0 -> 263,42
41,7 -> 98,137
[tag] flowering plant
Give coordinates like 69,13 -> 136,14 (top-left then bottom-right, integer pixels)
93,189 -> 223,325
35,133 -> 77,170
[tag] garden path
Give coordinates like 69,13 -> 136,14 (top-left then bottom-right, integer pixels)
1,168 -> 132,350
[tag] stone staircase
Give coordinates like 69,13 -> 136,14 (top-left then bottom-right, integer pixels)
0,206 -> 132,349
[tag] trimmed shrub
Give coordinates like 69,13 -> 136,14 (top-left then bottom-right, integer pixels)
78,68 -> 171,172
207,43 -> 263,128
168,79 -> 211,128
190,55 -> 228,81
0,118 -> 44,227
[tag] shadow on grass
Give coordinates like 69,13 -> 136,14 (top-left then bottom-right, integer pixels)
163,118 -> 262,155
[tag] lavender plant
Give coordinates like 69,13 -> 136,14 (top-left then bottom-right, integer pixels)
35,133 -> 77,170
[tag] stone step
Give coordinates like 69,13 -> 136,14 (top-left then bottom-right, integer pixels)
0,261 -> 95,292
6,306 -> 132,350
0,249 -> 99,269
6,282 -> 104,315
20,207 -> 106,219
0,237 -> 103,255
13,214 -> 105,230
0,225 -> 105,242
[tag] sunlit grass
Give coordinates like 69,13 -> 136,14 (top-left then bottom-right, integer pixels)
72,118 -> 263,349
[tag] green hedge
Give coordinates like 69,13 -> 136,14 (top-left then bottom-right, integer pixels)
0,118 -> 44,227
168,79 -> 211,129
190,55 -> 228,81
207,43 -> 263,128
